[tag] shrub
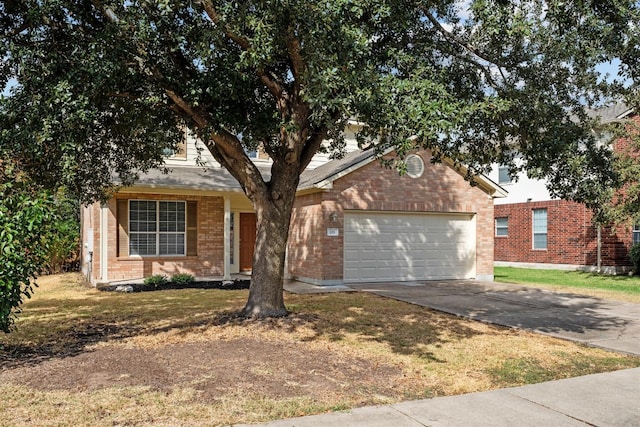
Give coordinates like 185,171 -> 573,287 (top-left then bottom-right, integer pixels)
0,162 -> 59,332
630,243 -> 640,275
143,274 -> 168,287
42,191 -> 80,274
171,273 -> 195,285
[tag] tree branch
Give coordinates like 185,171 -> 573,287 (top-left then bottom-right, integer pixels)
298,128 -> 328,174
421,7 -> 508,70
207,130 -> 269,201
88,0 -> 271,202
286,26 -> 305,89
199,0 -> 286,103
89,0 -> 119,23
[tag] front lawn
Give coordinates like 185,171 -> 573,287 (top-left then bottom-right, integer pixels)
1,273 -> 639,426
495,267 -> 640,303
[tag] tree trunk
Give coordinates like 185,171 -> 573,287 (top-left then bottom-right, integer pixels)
240,190 -> 295,318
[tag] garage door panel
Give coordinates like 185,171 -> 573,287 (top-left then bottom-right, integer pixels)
344,212 -> 476,283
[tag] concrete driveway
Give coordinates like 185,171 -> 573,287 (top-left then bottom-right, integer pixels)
345,280 -> 640,356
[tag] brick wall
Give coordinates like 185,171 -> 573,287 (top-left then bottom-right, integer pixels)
89,193 -> 225,283
288,192 -> 326,281
494,200 -> 633,268
288,150 -> 496,282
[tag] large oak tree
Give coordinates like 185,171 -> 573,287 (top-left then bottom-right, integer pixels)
1,0 -> 638,318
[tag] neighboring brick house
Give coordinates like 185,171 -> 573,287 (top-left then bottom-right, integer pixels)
489,104 -> 640,273
81,126 -> 506,286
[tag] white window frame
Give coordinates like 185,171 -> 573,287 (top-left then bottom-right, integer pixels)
129,200 -> 187,256
498,165 -> 512,185
495,217 -> 508,237
532,208 -> 548,250
633,224 -> 640,245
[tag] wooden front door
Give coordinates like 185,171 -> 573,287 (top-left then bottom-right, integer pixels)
239,213 -> 257,272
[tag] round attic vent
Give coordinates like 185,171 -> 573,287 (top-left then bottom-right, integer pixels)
405,154 -> 425,178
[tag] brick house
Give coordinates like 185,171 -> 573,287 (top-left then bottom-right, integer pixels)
489,104 -> 640,273
81,125 -> 506,286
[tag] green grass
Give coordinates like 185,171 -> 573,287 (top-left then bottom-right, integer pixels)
495,267 -> 640,302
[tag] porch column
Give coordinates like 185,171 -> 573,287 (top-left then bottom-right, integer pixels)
99,203 -> 109,283
223,197 -> 231,280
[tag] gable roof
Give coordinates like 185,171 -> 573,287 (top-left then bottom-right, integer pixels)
298,148 -> 507,198
588,102 -> 635,124
298,149 -> 379,191
127,148 -> 506,198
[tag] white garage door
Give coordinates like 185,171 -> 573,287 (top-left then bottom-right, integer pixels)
344,212 -> 476,283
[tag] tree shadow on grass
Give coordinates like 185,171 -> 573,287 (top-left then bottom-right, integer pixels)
285,292 -> 486,362
0,290 -> 485,370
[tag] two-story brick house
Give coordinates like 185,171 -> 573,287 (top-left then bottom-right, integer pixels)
81,124 -> 506,286
489,103 -> 639,273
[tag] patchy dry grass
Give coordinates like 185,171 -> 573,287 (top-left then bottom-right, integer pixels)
1,273 -> 639,426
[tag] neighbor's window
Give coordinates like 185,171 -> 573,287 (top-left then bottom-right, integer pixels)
129,200 -> 186,256
532,208 -> 548,250
495,217 -> 508,237
633,224 -> 640,245
498,166 -> 512,184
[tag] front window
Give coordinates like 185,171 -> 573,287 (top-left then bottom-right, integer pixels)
633,224 -> 640,245
495,217 -> 508,237
532,208 -> 548,250
130,200 -> 186,256
498,166 -> 512,184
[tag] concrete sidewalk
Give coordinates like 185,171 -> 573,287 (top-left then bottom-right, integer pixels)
236,367 -> 640,426
252,279 -> 640,427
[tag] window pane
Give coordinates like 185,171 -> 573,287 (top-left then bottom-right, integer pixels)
130,201 -> 156,233
159,201 -> 185,233
498,166 -> 511,184
496,217 -> 508,236
533,234 -> 547,249
130,233 -> 156,256
129,200 -> 187,256
633,224 -> 640,245
533,209 -> 547,249
159,233 -> 185,255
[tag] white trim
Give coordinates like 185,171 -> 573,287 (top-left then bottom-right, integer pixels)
224,198 -> 231,280
118,186 -> 245,195
99,204 -> 109,282
129,200 -> 187,256
312,151 -> 389,190
312,148 -> 507,199
405,154 -> 425,178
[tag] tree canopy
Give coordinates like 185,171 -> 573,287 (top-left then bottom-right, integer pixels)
1,0 -> 638,317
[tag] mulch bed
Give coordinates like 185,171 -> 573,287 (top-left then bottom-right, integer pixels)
97,279 -> 250,293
